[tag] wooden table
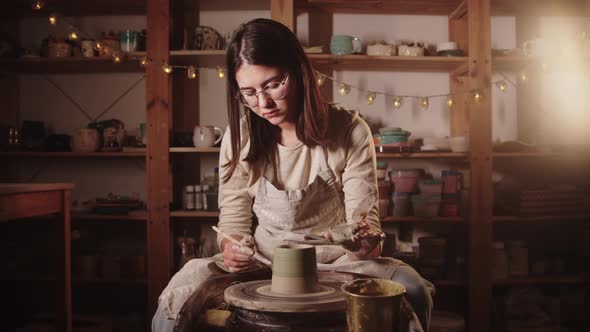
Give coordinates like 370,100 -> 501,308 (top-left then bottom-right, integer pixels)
0,183 -> 74,332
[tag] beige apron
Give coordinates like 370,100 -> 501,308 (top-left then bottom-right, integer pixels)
253,146 -> 401,279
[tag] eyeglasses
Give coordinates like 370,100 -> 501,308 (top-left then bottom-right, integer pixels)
237,74 -> 289,108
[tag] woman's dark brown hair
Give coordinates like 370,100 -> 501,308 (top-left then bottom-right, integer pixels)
223,18 -> 329,182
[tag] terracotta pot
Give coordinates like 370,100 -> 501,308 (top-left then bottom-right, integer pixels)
71,128 -> 100,153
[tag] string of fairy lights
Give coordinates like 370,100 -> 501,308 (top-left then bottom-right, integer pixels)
32,0 -> 539,111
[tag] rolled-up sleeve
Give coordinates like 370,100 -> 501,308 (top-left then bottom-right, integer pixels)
341,117 -> 381,231
216,128 -> 255,250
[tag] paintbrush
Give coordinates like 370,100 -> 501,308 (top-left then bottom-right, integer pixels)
211,226 -> 272,267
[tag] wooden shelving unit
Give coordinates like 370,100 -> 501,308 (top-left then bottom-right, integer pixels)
6,1 -> 586,331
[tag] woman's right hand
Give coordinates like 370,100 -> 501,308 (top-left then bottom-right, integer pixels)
220,235 -> 258,272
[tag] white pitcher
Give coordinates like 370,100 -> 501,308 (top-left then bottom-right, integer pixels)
193,125 -> 223,148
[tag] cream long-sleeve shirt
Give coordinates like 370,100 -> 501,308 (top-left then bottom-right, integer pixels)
216,108 -> 380,249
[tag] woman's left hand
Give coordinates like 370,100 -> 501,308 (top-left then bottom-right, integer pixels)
325,221 -> 385,260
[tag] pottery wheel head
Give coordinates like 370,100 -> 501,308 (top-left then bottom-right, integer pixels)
224,280 -> 346,312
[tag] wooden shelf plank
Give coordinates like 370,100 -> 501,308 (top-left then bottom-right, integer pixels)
169,147 -> 221,153
493,151 -> 590,158
493,215 -> 590,223
493,55 -> 590,71
493,275 -> 586,286
170,211 -> 220,218
4,0 -> 146,17
296,0 -> 465,15
377,151 -> 467,158
381,216 -> 465,223
72,212 -> 147,221
130,50 -> 227,58
0,56 -> 144,74
170,50 -> 226,56
492,55 -> 537,71
308,54 -> 467,71
0,152 -> 145,158
492,0 -> 590,16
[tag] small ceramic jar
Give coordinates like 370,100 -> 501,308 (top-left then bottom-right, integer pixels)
398,45 -> 424,57
367,42 -> 396,56
71,128 -> 100,152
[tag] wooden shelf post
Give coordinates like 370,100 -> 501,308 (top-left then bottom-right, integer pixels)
467,0 -> 494,331
146,0 -> 172,317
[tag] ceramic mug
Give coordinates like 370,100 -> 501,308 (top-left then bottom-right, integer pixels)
193,125 -> 223,148
330,35 -> 362,55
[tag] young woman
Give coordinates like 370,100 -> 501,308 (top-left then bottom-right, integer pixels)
153,18 -> 433,332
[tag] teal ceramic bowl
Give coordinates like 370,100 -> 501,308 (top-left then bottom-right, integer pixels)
380,135 -> 408,144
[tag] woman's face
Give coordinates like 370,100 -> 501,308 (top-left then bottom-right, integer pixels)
235,63 -> 297,128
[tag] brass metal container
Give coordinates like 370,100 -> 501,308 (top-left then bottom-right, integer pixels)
342,278 -> 406,332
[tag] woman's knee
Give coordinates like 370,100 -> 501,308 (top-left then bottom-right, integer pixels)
391,264 -> 433,330
152,301 -> 176,332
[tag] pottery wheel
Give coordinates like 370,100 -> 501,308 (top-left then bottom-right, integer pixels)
224,279 -> 346,312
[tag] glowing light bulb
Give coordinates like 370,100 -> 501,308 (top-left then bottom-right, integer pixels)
316,73 -> 325,87
473,90 -> 482,102
68,31 -> 79,40
519,71 -> 529,82
217,67 -> 225,79
112,51 -> 122,63
162,63 -> 173,74
95,42 -> 103,51
447,97 -> 454,108
338,83 -> 350,96
496,80 -> 507,92
393,97 -> 403,109
366,92 -> 376,105
32,1 -> 44,10
420,97 -> 429,110
140,56 -> 148,67
187,66 -> 197,79
49,13 -> 57,25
